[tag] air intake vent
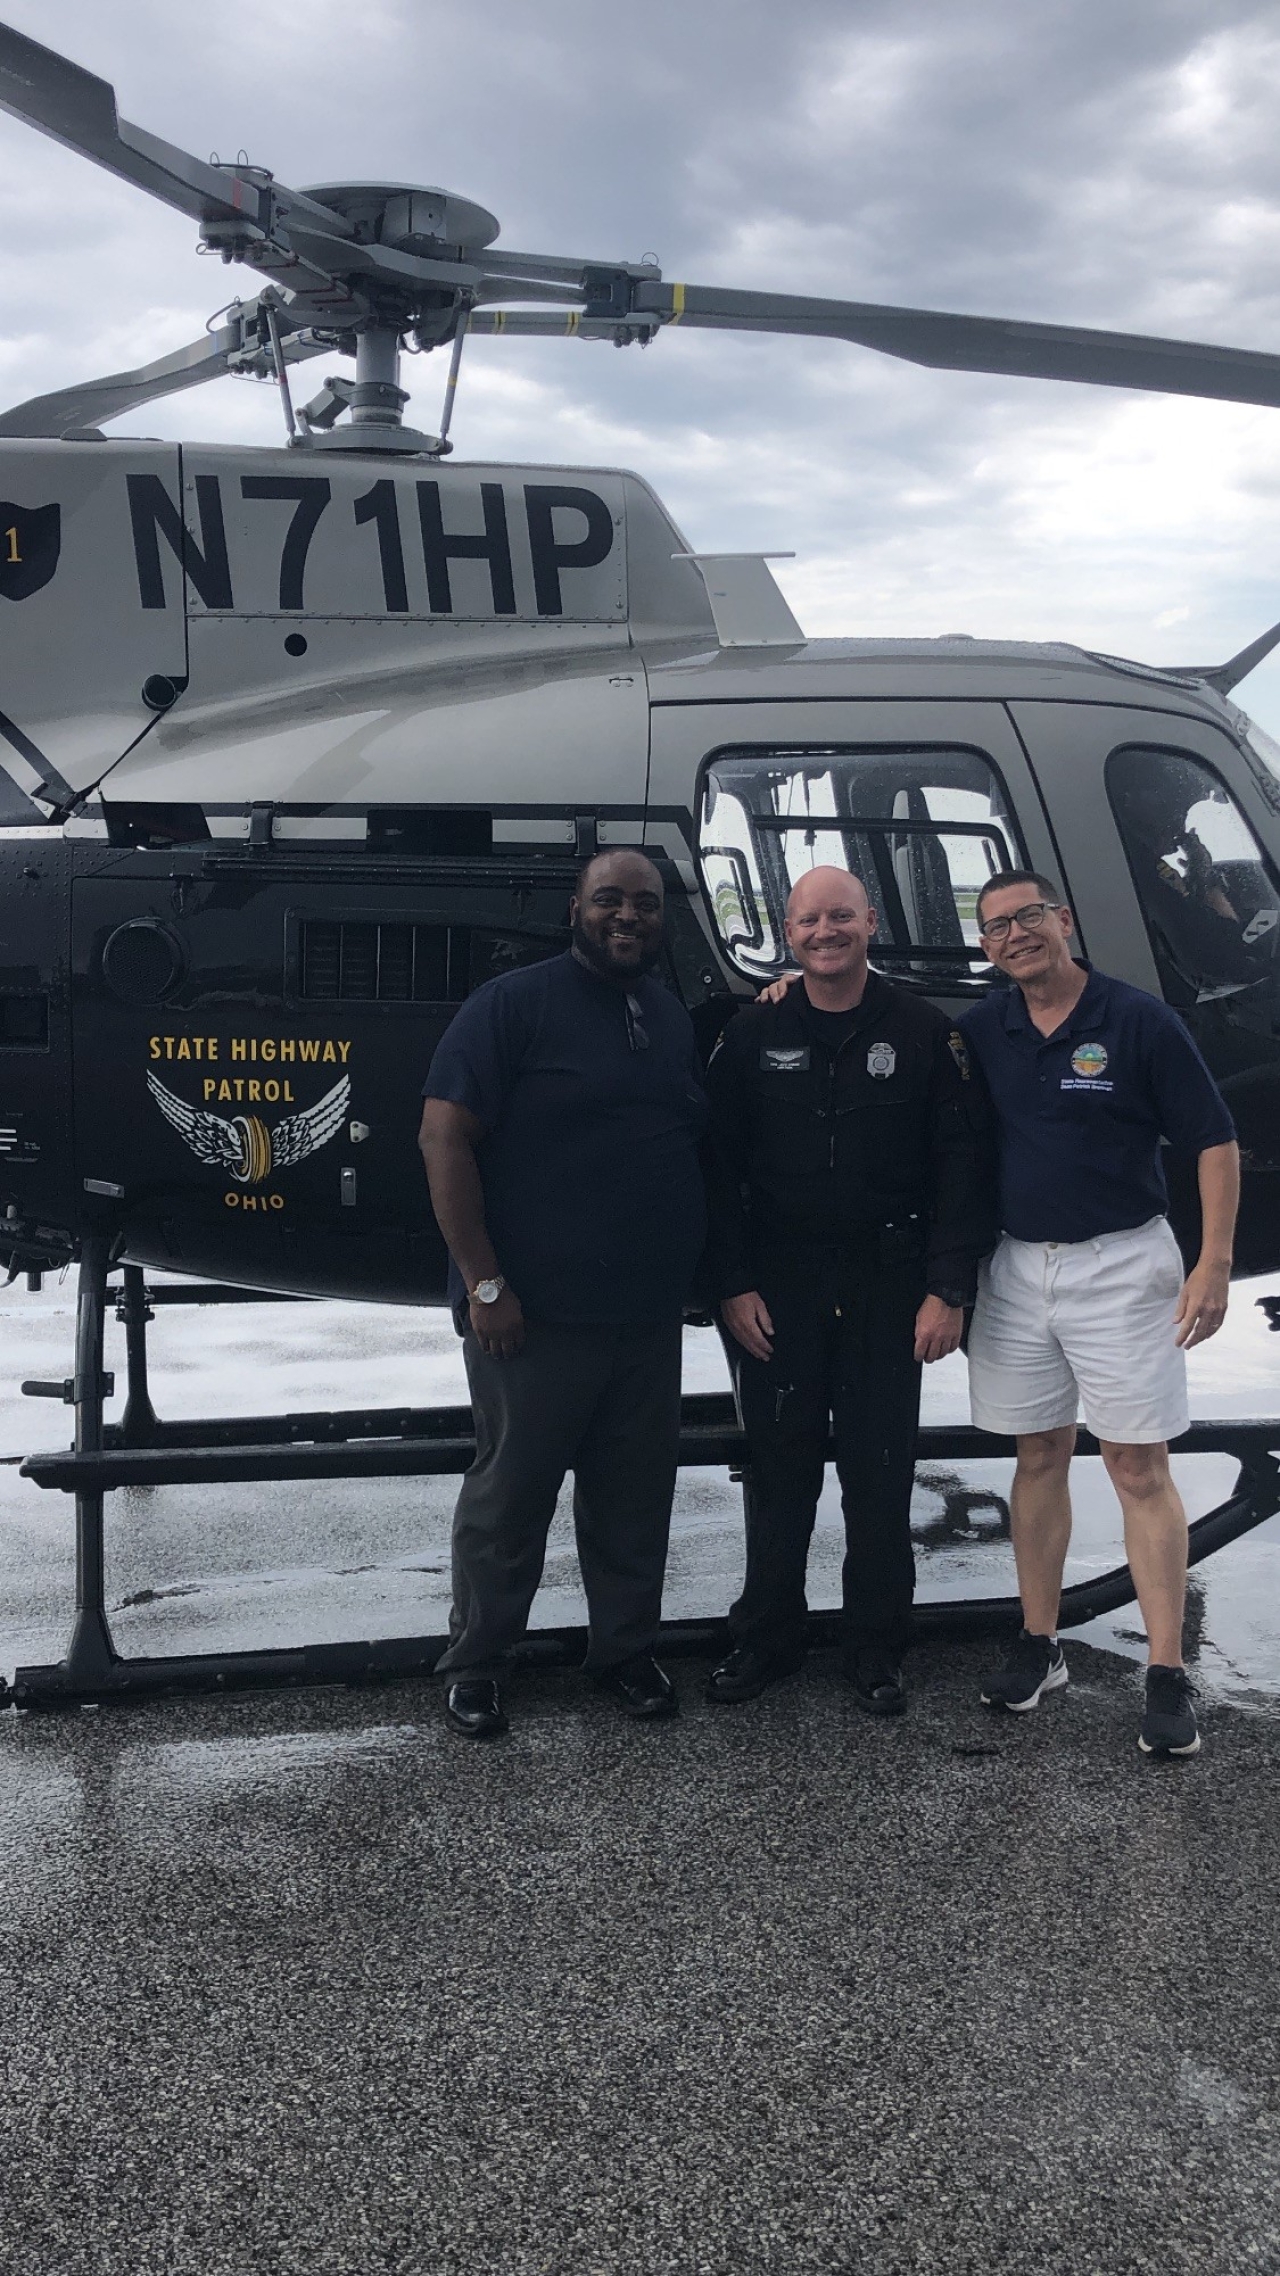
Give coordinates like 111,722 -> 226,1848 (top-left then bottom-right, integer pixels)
300,921 -> 451,1002
297,921 -> 563,1003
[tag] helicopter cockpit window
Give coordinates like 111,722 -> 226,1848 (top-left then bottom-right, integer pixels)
1106,746 -> 1280,1007
697,746 -> 1019,989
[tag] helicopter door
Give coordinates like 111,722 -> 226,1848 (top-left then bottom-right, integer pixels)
648,699 -> 1057,1002
1007,701 -> 1280,996
69,869 -> 573,1301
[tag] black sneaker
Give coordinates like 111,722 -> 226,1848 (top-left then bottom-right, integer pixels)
1139,1665 -> 1200,1757
844,1647 -> 907,1716
981,1630 -> 1068,1712
444,1677 -> 508,1739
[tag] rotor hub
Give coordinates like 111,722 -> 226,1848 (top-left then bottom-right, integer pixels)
300,181 -> 500,255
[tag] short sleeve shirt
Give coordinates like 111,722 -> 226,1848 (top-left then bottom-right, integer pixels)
423,951 -> 709,1325
960,965 -> 1235,1242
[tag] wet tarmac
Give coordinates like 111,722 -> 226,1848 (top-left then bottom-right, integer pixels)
1,1277 -> 1278,2272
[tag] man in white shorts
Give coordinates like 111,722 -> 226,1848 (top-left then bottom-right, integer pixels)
961,869 -> 1239,1757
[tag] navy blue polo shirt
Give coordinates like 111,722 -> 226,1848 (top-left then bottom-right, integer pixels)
960,965 -> 1234,1243
423,950 -> 708,1326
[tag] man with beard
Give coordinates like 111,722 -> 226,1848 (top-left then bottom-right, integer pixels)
419,849 -> 708,1738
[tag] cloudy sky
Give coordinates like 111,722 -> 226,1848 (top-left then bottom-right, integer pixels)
5,0 -> 1280,725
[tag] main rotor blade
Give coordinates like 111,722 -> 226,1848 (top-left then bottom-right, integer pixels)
632,280 -> 1280,410
0,22 -> 274,228
0,320 -> 330,437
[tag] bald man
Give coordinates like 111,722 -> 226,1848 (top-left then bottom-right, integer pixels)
704,867 -> 994,1711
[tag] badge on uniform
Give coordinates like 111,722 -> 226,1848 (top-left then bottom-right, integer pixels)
1070,1043 -> 1108,1079
762,1045 -> 810,1071
866,1041 -> 896,1078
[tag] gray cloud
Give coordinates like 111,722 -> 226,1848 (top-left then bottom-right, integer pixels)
5,0 -> 1280,722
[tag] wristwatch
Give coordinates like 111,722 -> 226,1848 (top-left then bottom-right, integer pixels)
470,1274 -> 506,1305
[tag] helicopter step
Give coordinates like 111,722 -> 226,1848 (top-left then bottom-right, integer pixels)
4,1249 -> 1279,1712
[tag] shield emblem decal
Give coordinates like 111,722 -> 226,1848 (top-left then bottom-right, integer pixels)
0,503 -> 60,601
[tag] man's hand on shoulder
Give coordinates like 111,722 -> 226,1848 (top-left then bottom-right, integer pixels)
757,970 -> 803,1007
914,1295 -> 964,1365
722,1291 -> 774,1362
469,1285 -> 526,1358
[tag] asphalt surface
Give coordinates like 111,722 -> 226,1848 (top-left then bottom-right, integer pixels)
1,1278 -> 1278,2273
3,1643 -> 1278,2276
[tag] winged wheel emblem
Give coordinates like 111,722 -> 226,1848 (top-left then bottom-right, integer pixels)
147,1071 -> 350,1185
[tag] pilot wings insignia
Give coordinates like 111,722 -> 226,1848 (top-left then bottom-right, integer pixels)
147,1072 -> 351,1186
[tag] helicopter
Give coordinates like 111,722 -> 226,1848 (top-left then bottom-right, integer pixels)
0,16 -> 1278,1315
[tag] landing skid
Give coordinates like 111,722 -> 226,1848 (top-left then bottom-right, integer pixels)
5,1245 -> 1280,1710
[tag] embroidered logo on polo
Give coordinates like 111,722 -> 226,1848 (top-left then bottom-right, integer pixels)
762,1045 -> 810,1071
1061,1039 -> 1114,1094
1070,1043 -> 1108,1079
866,1042 -> 896,1079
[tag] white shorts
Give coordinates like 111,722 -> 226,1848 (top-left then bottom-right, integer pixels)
967,1216 -> 1189,1445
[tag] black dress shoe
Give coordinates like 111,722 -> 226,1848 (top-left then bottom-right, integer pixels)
444,1677 -> 508,1738
844,1650 -> 907,1717
592,1651 -> 678,1718
705,1642 -> 804,1704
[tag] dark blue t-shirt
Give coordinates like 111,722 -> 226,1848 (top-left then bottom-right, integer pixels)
423,951 -> 709,1326
960,966 -> 1235,1243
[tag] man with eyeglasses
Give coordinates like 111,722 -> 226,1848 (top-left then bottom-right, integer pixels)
419,849 -> 708,1738
961,868 -> 1239,1757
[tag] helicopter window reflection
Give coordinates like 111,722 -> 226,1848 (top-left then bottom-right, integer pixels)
1107,746 -> 1280,1006
698,747 -> 1019,989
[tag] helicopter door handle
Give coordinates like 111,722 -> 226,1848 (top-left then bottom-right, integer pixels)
340,1167 -> 357,1208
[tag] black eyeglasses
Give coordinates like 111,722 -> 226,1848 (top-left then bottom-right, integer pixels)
977,900 -> 1060,942
624,993 -> 649,1051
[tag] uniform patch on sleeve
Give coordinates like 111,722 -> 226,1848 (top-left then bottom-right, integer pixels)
948,1029 -> 971,1079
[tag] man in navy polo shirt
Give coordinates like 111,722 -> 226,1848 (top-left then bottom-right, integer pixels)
418,849 -> 708,1739
962,868 -> 1238,1757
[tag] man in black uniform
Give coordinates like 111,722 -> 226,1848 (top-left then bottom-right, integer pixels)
705,865 -> 993,1713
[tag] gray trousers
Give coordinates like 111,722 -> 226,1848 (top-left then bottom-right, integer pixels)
436,1315 -> 684,1677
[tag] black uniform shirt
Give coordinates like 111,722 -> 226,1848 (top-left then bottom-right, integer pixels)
705,970 -> 995,1304
424,950 -> 708,1326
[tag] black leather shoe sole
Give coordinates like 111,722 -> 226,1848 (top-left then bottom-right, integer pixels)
705,1652 -> 804,1704
844,1671 -> 907,1717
